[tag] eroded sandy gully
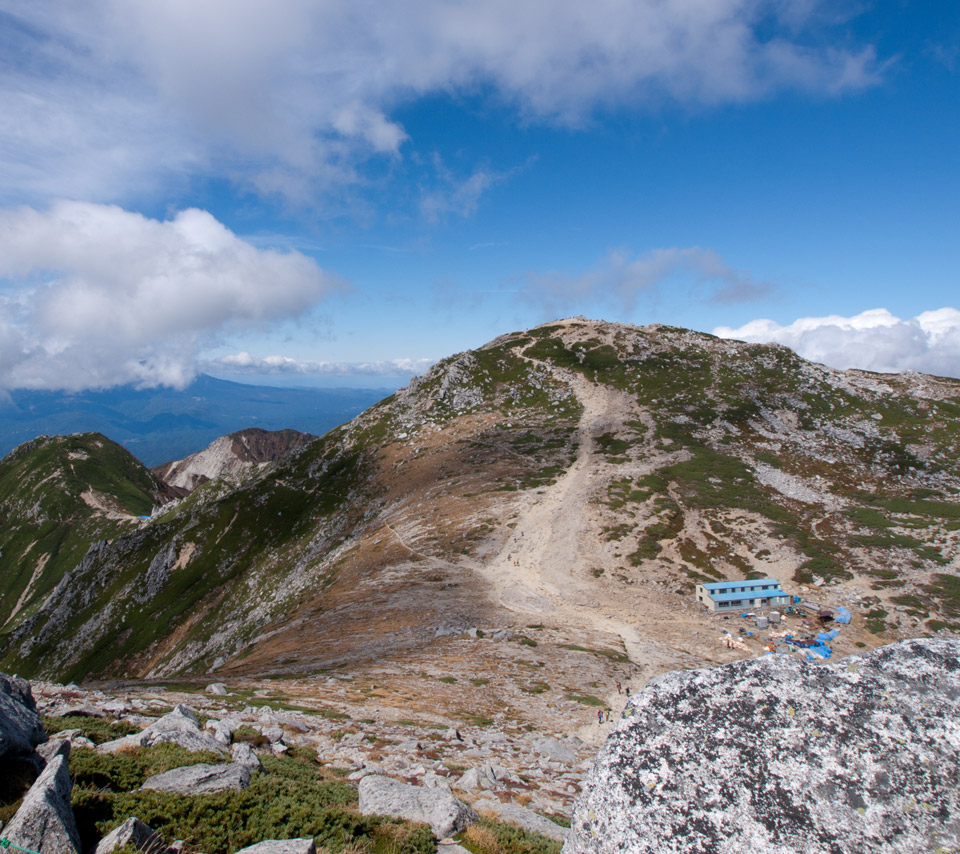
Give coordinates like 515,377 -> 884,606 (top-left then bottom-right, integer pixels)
471,366 -> 697,685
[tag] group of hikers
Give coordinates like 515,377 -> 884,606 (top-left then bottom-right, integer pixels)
596,680 -> 630,724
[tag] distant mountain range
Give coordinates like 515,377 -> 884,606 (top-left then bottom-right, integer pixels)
0,375 -> 391,466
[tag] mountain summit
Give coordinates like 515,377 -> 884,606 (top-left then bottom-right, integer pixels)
1,319 -> 958,684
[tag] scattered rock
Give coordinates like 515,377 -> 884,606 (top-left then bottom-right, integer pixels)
566,639 -> 960,854
358,775 -> 478,839
99,705 -> 228,755
533,737 -> 576,765
471,797 -> 569,842
36,738 -> 71,766
141,762 -> 251,794
262,726 -> 284,744
3,754 -> 82,854
206,683 -> 229,696
206,719 -> 233,745
233,840 -> 316,854
231,742 -> 264,773
94,817 -> 164,854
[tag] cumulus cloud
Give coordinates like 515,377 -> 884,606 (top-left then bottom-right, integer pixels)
0,201 -> 344,390
208,352 -> 434,378
523,247 -> 771,314
715,308 -> 960,378
0,0 -> 883,206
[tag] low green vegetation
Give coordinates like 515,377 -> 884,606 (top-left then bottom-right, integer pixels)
559,643 -> 630,664
44,715 -> 140,744
564,692 -> 605,707
67,744 -> 438,854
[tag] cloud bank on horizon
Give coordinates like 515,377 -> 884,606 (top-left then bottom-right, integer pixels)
0,1 -> 956,391
715,309 -> 960,379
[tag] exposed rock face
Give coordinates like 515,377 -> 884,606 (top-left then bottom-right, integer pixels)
4,754 -> 81,854
152,428 -> 315,494
358,775 -> 478,839
140,762 -> 251,794
0,672 -> 45,757
565,639 -> 960,854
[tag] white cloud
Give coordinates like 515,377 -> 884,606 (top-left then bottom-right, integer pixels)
0,0 -> 883,206
523,246 -> 771,314
715,308 -> 960,378
209,352 -> 433,378
0,201 -> 345,390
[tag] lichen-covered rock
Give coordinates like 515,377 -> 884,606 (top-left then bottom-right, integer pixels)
358,774 -> 478,839
4,754 -> 81,854
1,672 -> 45,758
565,639 -> 960,854
140,762 -> 251,794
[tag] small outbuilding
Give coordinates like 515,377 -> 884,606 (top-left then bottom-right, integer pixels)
696,579 -> 791,612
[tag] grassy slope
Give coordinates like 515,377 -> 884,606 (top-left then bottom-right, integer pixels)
0,433 -> 165,632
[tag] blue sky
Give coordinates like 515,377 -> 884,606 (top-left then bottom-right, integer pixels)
1,0 -> 958,391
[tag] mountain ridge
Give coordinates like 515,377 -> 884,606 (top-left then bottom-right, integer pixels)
1,318 -> 959,692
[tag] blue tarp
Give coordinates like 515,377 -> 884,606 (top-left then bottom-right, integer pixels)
804,642 -> 833,660
835,606 -> 852,624
817,629 -> 839,642
785,637 -> 833,659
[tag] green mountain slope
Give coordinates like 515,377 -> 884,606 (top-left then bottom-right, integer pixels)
0,433 -> 172,633
2,319 -> 960,682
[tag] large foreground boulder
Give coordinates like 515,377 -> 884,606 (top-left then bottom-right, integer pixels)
359,775 -> 478,839
564,639 -> 960,854
3,754 -> 81,854
1,672 -> 45,758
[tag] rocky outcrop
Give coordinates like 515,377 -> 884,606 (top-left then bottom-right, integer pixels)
152,428 -> 315,494
3,754 -> 81,854
565,638 -> 960,854
0,672 -> 45,757
140,762 -> 251,794
98,704 -> 228,754
358,775 -> 478,839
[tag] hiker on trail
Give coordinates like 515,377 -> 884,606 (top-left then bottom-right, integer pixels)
605,709 -> 611,722
616,681 -> 621,694
597,709 -> 604,725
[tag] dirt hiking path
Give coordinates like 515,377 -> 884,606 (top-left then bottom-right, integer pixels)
473,366 -> 703,708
